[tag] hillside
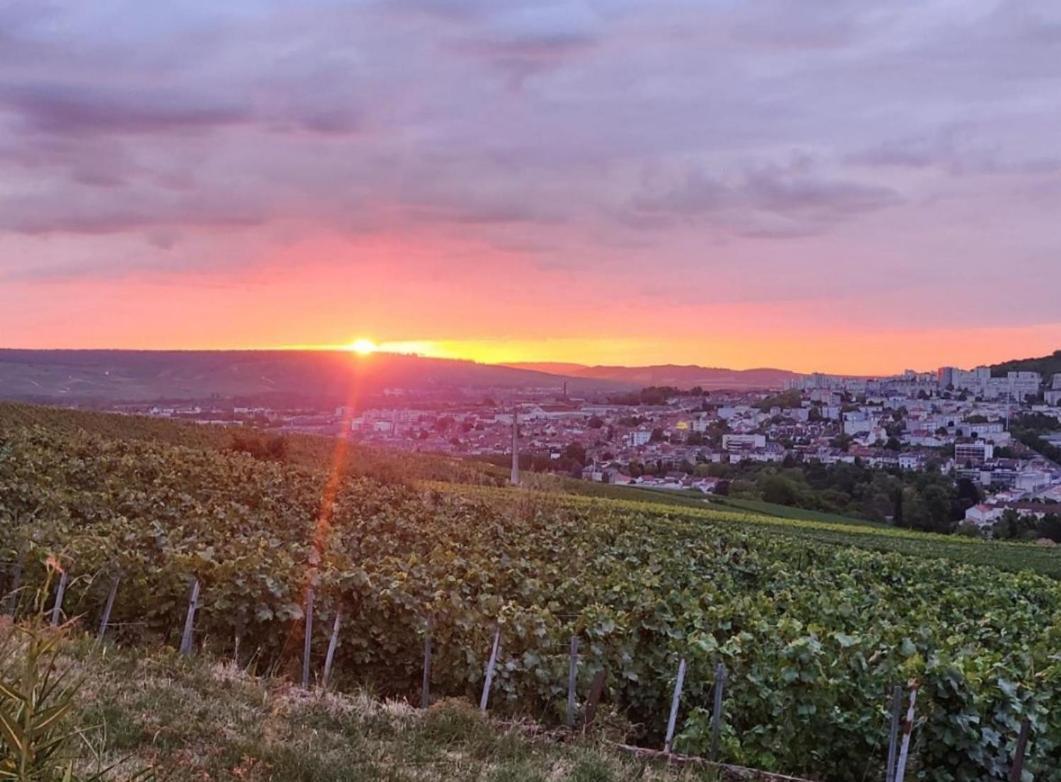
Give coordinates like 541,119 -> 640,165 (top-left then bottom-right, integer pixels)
506,363 -> 800,391
2,625 -> 736,782
2,404 -> 1059,780
991,348 -> 1061,379
0,349 -> 630,404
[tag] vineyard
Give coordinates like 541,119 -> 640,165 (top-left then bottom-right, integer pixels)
2,405 -> 1060,781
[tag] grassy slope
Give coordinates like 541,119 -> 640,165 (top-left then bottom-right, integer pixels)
705,497 -> 888,527
52,631 -> 719,782
3,401 -> 1058,578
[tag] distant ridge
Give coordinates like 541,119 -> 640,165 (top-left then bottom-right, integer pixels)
505,362 -> 800,390
990,349 -> 1061,379
0,349 -> 631,404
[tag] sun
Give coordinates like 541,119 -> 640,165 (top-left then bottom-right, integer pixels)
348,338 -> 378,355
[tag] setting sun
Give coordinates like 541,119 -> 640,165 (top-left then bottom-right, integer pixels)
348,338 -> 377,355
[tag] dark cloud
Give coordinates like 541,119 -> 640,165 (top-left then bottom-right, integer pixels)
628,161 -> 902,236
852,128 -> 1061,177
0,82 -> 250,135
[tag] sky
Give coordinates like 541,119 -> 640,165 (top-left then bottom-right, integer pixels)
1,0 -> 1060,374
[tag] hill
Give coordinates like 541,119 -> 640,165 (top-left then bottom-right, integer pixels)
506,363 -> 799,390
0,349 -> 630,404
991,348 -> 1061,379
2,403 -> 1059,781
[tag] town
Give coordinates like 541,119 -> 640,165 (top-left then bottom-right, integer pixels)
136,362 -> 1061,541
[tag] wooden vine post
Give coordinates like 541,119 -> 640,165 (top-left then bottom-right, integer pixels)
97,575 -> 121,641
301,587 -> 315,688
49,569 -> 69,626
566,636 -> 580,727
179,577 -> 201,656
322,607 -> 342,689
479,626 -> 502,712
893,682 -> 918,782
663,657 -> 687,754
420,617 -> 433,709
885,684 -> 902,782
710,663 -> 726,761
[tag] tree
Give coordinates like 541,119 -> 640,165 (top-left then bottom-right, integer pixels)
588,415 -> 604,429
1038,513 -> 1061,542
761,476 -> 794,505
954,478 -> 981,514
831,434 -> 853,452
994,509 -> 1036,540
921,484 -> 955,533
563,442 -> 587,466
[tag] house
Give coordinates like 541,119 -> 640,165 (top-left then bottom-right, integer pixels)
965,504 -> 1003,527
898,453 -> 923,471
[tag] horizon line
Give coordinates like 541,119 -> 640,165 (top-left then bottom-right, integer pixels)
1,343 -> 1051,379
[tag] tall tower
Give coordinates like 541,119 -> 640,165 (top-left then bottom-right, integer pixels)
510,404 -> 521,486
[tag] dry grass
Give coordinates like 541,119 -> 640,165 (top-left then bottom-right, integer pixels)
38,634 -> 724,782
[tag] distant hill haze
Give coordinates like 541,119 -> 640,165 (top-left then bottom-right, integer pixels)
0,349 -> 632,404
506,362 -> 800,390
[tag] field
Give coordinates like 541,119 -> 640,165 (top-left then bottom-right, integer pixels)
2,403 -> 1060,781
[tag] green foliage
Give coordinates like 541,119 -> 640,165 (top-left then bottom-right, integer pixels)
2,407 -> 1060,780
0,576 -> 148,782
0,624 -> 77,780
707,462 -> 968,534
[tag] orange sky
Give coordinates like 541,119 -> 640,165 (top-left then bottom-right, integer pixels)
4,239 -> 1058,375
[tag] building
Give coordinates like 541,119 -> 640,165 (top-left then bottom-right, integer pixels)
842,411 -> 874,435
625,429 -> 652,447
964,504 -> 1003,528
955,441 -> 993,467
722,433 -> 766,451
898,453 -> 924,471
939,366 -> 1042,401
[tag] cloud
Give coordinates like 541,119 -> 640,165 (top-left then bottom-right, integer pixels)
0,82 -> 250,135
628,160 -> 902,236
851,127 -> 1061,177
0,0 -> 1059,347
0,187 -> 267,236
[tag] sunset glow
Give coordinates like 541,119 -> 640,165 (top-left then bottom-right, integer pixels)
347,339 -> 378,356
